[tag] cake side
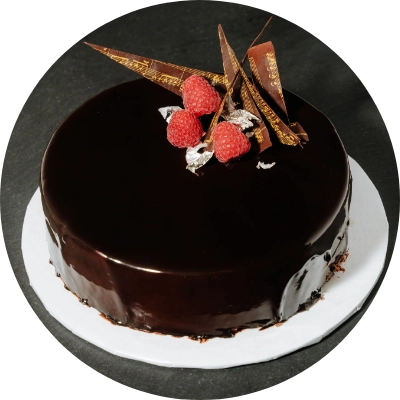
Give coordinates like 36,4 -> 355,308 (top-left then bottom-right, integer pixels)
40,79 -> 350,338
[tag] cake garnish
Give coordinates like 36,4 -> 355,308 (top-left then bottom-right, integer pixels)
213,122 -> 251,163
256,161 -> 276,170
232,52 -> 301,146
221,107 -> 260,130
83,42 -> 226,95
167,110 -> 203,148
85,17 -> 309,172
181,75 -> 221,117
248,41 -> 289,121
185,143 -> 214,174
158,106 -> 182,123
247,41 -> 309,141
215,24 -> 272,154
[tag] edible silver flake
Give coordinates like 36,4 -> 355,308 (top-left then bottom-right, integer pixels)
256,161 -> 276,170
158,106 -> 182,123
221,109 -> 260,130
186,143 -> 214,174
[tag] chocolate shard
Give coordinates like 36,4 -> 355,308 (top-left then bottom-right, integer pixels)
239,81 -> 272,152
222,42 -> 300,146
206,30 -> 299,147
218,25 -> 272,153
248,42 -> 309,141
218,25 -> 242,99
289,122 -> 309,142
204,20 -> 273,148
84,42 -> 227,96
248,42 -> 288,120
240,65 -> 301,146
205,25 -> 273,152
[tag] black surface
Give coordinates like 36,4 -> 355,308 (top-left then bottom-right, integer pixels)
1,1 -> 398,399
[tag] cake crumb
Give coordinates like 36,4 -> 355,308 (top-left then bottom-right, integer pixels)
333,262 -> 346,273
331,253 -> 348,273
326,251 -> 349,281
188,335 -> 210,344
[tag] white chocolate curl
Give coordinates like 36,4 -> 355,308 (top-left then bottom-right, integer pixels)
186,143 -> 214,174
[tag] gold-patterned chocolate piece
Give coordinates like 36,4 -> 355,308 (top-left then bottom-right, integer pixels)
221,38 -> 299,146
248,42 -> 288,120
242,69 -> 300,146
213,26 -> 271,153
248,42 -> 308,142
85,42 -> 226,96
289,122 -> 309,142
218,26 -> 241,96
218,25 -> 272,154
240,82 -> 272,151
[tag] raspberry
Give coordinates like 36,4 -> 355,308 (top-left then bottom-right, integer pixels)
182,75 -> 221,117
167,110 -> 203,148
213,122 -> 251,163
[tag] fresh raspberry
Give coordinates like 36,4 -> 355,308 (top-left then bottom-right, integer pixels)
167,110 -> 203,148
213,122 -> 251,163
182,75 -> 221,117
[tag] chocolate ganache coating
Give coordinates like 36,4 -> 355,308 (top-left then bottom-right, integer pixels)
40,78 -> 351,338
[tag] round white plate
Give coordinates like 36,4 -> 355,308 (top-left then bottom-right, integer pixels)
22,157 -> 388,369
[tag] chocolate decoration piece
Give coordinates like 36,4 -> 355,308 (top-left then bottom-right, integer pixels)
204,24 -> 273,151
240,83 -> 272,152
218,25 -> 272,153
218,25 -> 242,99
41,79 -> 351,338
248,42 -> 288,119
248,42 -> 309,142
84,42 -> 226,96
218,32 -> 300,146
290,122 -> 309,142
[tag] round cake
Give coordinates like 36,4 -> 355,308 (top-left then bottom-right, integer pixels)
40,78 -> 351,339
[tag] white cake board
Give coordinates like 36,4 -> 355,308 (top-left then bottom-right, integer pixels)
21,157 -> 388,369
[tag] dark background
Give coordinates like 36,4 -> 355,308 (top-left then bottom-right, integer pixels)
1,1 -> 398,398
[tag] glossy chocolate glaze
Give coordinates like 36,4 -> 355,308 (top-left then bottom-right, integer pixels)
40,79 -> 350,338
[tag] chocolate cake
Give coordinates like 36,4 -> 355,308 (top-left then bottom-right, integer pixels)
40,25 -> 351,339
40,79 -> 350,339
